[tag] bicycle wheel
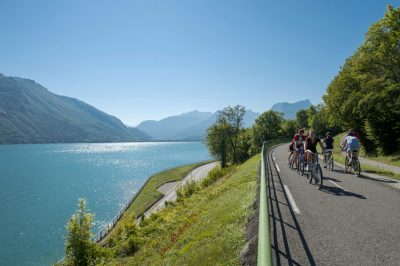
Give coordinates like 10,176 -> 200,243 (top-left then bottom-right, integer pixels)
344,157 -> 349,173
328,155 -> 334,171
354,160 -> 361,177
289,156 -> 295,169
316,165 -> 323,189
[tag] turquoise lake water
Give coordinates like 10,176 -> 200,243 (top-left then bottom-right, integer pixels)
0,142 -> 211,266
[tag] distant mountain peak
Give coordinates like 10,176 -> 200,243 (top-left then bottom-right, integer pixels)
271,99 -> 312,119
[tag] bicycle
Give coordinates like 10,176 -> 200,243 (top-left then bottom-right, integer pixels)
345,150 -> 361,177
296,147 -> 307,176
307,152 -> 323,189
288,152 -> 295,168
325,150 -> 334,171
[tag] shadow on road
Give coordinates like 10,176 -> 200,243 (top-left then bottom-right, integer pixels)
323,176 -> 343,182
320,185 -> 367,199
332,169 -> 347,174
267,151 -> 316,266
359,173 -> 398,184
333,166 -> 397,184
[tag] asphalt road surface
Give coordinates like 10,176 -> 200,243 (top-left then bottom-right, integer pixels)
267,144 -> 400,266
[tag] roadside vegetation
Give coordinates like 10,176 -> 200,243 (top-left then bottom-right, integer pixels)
206,105 -> 292,169
60,155 -> 259,265
324,6 -> 399,156
100,162 -> 207,244
104,156 -> 257,265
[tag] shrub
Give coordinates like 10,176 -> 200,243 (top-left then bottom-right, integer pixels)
201,166 -> 227,188
176,181 -> 200,202
64,198 -> 96,266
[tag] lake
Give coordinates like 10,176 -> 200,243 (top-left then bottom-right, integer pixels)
0,142 -> 211,266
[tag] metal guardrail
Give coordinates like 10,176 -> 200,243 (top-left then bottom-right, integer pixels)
257,139 -> 290,266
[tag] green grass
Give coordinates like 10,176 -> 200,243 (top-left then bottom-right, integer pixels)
361,152 -> 400,168
100,162 -> 208,244
100,154 -> 260,265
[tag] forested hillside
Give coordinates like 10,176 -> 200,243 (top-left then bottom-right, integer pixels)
0,74 -> 145,143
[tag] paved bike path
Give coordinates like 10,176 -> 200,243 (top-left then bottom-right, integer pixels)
143,162 -> 219,218
268,144 -> 400,266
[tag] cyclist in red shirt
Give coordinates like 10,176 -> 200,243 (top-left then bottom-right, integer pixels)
293,129 -> 306,167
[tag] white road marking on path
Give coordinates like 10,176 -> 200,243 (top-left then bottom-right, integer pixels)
275,164 -> 280,172
284,185 -> 301,214
328,180 -> 345,190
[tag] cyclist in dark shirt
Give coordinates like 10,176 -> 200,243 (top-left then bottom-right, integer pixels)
323,132 -> 334,168
304,130 -> 325,170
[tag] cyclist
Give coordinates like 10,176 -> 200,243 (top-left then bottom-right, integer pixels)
342,129 -> 360,165
323,132 -> 334,168
288,140 -> 295,165
305,130 -> 325,171
293,129 -> 306,167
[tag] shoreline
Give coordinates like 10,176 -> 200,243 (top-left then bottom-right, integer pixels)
94,160 -> 215,244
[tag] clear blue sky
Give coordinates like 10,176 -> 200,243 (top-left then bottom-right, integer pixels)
0,0 -> 397,125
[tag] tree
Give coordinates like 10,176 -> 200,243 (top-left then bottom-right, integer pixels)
217,105 -> 246,164
65,198 -> 95,266
296,109 -> 309,129
324,5 -> 400,154
206,123 -> 230,167
281,119 -> 298,138
235,129 -> 253,163
252,110 -> 284,150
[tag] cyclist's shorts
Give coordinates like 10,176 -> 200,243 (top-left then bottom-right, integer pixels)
289,145 -> 294,152
347,148 -> 359,154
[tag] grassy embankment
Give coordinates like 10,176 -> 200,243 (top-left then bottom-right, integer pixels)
99,154 -> 260,265
100,162 -> 207,243
332,133 -> 400,180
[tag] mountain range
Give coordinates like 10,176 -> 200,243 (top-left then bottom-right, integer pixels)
0,74 -> 149,144
136,100 -> 312,140
136,110 -> 260,141
0,73 -> 312,143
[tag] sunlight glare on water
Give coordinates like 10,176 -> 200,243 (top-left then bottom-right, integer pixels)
0,142 -> 210,266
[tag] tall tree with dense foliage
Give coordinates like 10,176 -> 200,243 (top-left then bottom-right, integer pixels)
252,110 -> 284,150
281,119 -> 298,138
65,198 -> 95,266
307,105 -> 329,137
324,5 -> 400,154
206,123 -> 230,167
217,105 -> 246,164
296,109 -> 309,129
